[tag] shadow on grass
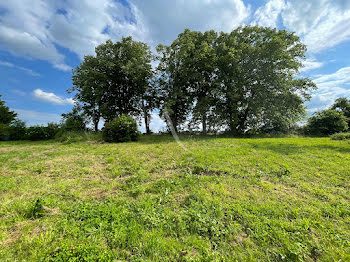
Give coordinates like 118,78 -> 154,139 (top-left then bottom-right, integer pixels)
138,134 -> 350,154
247,142 -> 350,155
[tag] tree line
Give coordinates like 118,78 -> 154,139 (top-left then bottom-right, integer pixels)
1,26 -> 349,140
70,26 -> 316,135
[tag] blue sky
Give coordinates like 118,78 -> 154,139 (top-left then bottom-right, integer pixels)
0,0 -> 350,131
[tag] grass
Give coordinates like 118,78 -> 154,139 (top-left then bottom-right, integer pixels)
330,132 -> 350,140
0,135 -> 349,261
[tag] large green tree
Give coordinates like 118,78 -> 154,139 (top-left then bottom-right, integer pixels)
216,26 -> 315,134
156,43 -> 193,132
71,55 -> 105,132
157,29 -> 219,134
71,37 -> 154,132
157,26 -> 315,135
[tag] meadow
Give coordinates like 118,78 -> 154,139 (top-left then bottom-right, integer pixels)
0,136 -> 349,261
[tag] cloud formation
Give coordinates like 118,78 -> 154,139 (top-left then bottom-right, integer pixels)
300,58 -> 324,73
0,0 -> 349,68
32,89 -> 75,105
252,0 -> 286,28
308,66 -> 350,111
0,60 -> 40,76
282,0 -> 350,53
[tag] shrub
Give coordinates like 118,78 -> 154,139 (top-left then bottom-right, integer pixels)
0,123 -> 9,139
26,123 -> 60,141
61,106 -> 87,131
306,109 -> 348,136
330,132 -> 350,140
9,119 -> 26,140
102,115 -> 140,142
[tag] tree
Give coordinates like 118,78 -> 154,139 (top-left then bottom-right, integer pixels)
71,55 -> 105,132
157,26 -> 315,135
61,106 -> 88,131
216,26 -> 315,134
306,109 -> 348,136
0,95 -> 17,125
157,29 -> 219,135
71,37 -> 154,132
331,97 -> 350,128
156,43 -> 193,132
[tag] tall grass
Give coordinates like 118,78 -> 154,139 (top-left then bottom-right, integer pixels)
55,131 -> 102,144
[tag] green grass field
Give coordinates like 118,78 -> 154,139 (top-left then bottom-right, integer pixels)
0,136 -> 349,261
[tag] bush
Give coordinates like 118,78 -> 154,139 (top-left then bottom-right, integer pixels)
330,132 -> 350,140
9,119 -> 26,140
306,109 -> 348,136
0,123 -> 9,139
26,123 -> 60,141
61,106 -> 87,132
102,115 -> 140,142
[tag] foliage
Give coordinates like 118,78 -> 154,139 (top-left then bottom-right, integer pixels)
156,30 -> 218,134
331,97 -> 350,128
61,106 -> 88,132
71,37 -> 154,131
0,137 -> 349,261
0,123 -> 9,138
26,123 -> 60,141
157,26 -> 315,134
8,119 -> 26,140
330,132 -> 350,140
306,109 -> 348,136
102,115 -> 140,142
0,94 -> 17,125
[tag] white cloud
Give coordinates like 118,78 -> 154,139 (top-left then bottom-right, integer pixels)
13,109 -> 61,126
0,0 -> 70,71
0,0 -> 250,69
32,89 -> 75,105
0,60 -> 40,76
308,66 -> 350,111
48,0 -> 144,58
129,0 -> 250,45
252,0 -> 286,28
0,0 -> 350,80
282,0 -> 350,53
300,58 -> 324,73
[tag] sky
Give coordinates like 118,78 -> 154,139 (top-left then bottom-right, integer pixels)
0,0 -> 350,132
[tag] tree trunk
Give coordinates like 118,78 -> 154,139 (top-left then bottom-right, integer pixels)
93,118 -> 99,132
142,101 -> 151,134
144,112 -> 151,134
202,113 -> 207,135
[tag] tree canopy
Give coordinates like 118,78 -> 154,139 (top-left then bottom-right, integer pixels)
306,109 -> 348,136
156,26 -> 315,134
71,37 -> 154,132
69,26 -> 317,135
